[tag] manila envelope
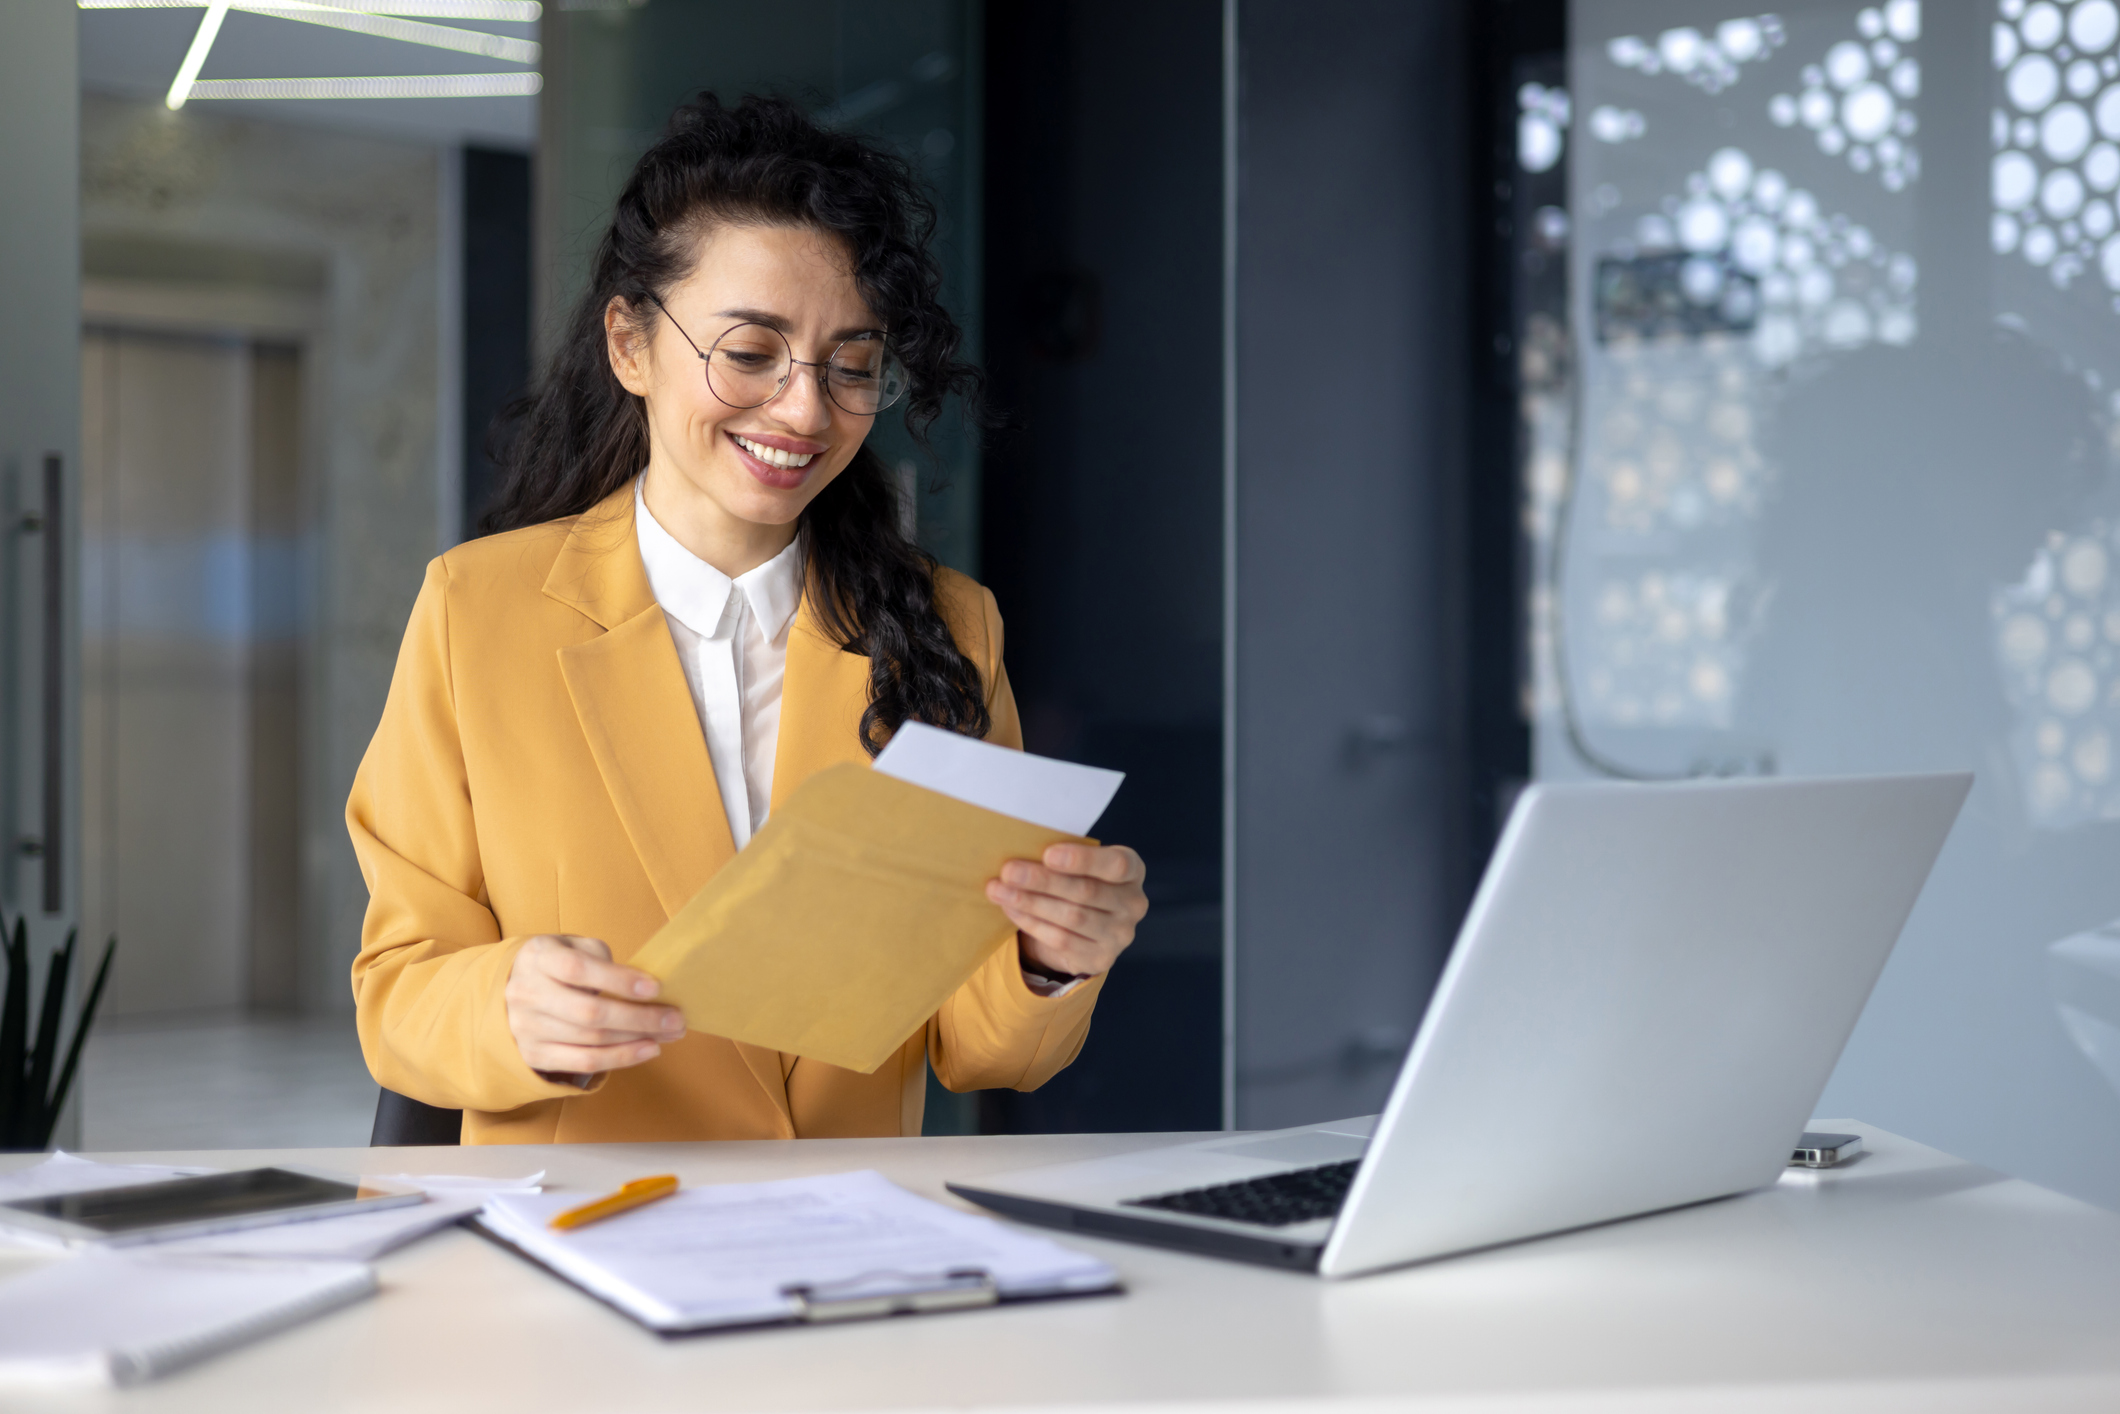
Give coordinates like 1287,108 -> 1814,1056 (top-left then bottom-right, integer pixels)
628,762 -> 1086,1073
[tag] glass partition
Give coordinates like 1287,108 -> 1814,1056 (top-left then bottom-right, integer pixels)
1541,0 -> 2120,1206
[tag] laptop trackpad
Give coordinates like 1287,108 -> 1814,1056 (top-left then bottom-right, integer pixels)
1207,1131 -> 1368,1166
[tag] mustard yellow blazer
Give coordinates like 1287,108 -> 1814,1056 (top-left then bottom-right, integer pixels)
346,483 -> 1104,1144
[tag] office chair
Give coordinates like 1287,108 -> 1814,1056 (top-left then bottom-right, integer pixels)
370,1087 -> 463,1146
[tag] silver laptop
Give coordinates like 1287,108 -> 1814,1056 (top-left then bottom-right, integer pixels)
949,771 -> 1971,1278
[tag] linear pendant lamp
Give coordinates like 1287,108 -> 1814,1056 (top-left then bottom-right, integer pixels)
83,0 -> 540,19
82,0 -> 544,109
92,1 -> 540,68
185,72 -> 543,99
165,0 -> 231,109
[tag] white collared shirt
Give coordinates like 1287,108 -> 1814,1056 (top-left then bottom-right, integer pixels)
633,479 -> 1076,999
634,479 -> 805,850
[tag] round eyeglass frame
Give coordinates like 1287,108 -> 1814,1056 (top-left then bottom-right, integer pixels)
648,295 -> 908,417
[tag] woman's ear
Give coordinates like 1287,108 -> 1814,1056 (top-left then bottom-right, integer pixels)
606,296 -> 653,397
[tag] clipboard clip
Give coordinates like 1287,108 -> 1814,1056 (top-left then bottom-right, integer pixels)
782,1268 -> 998,1324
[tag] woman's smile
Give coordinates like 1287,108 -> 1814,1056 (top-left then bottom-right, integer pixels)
727,430 -> 825,488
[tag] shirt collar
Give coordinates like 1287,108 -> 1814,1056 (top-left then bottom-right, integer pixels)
737,534 -> 805,643
634,478 -> 804,641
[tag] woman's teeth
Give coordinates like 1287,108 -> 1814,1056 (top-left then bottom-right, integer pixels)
734,434 -> 815,469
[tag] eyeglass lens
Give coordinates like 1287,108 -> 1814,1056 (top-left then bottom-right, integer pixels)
704,322 -> 909,416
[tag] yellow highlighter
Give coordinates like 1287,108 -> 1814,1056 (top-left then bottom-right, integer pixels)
548,1174 -> 680,1231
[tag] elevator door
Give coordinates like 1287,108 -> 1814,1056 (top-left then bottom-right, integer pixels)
80,328 -> 303,1016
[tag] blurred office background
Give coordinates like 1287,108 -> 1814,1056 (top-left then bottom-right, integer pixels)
6,0 -> 2120,1217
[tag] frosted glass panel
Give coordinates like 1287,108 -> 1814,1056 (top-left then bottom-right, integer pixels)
1548,1 -> 2120,1207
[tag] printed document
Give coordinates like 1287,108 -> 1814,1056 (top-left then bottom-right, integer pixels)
478,1169 -> 1117,1333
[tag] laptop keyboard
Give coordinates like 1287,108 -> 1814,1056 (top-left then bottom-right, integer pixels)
1121,1160 -> 1360,1228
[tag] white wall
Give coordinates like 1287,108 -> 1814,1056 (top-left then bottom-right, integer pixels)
80,94 -> 445,1014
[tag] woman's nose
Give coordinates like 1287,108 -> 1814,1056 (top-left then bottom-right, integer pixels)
771,364 -> 835,432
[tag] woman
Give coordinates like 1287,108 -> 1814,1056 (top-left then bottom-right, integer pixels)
347,95 -> 1147,1145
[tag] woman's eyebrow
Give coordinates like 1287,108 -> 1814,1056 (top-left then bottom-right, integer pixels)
716,307 -> 793,332
715,308 -> 886,342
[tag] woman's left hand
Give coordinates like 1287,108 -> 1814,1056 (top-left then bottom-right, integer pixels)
986,843 -> 1149,979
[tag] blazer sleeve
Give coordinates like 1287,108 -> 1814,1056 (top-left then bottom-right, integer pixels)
346,558 -> 601,1113
927,584 -> 1108,1093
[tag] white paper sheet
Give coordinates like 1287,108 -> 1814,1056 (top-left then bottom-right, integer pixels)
0,1152 -> 213,1199
478,1169 -> 1116,1332
871,721 -> 1124,835
152,1172 -> 544,1261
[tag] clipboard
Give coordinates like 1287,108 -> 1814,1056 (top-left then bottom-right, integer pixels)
467,1172 -> 1122,1337
467,1218 -> 1119,1336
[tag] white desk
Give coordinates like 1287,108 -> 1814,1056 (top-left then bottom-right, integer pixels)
5,1122 -> 2120,1413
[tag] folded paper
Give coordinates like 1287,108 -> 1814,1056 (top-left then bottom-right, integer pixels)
873,722 -> 1123,834
629,763 -> 1089,1073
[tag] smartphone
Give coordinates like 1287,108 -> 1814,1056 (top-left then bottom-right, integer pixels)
1788,1132 -> 1863,1168
0,1166 -> 424,1247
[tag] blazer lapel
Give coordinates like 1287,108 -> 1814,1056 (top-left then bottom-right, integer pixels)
558,607 -> 734,920
548,488 -> 735,920
547,484 -> 793,1131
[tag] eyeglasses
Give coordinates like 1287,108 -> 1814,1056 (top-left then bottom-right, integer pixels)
648,296 -> 909,417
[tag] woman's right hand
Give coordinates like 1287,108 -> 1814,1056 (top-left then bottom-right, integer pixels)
504,934 -> 685,1076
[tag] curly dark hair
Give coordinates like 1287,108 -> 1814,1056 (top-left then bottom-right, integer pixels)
483,92 -> 989,752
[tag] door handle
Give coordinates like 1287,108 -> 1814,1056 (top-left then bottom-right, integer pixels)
38,453 -> 60,914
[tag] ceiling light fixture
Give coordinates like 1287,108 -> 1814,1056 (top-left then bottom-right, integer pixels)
165,0 -> 231,109
183,71 -> 543,99
82,0 -> 541,20
85,0 -> 536,63
242,6 -> 536,63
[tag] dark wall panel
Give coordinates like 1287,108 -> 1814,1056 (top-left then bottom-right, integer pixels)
1232,0 -> 1475,1129
980,0 -> 1226,1134
462,146 -> 532,536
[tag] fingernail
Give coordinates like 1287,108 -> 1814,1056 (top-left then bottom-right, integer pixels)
662,1018 -> 684,1037
633,979 -> 657,998
1002,863 -> 1027,884
638,1044 -> 660,1062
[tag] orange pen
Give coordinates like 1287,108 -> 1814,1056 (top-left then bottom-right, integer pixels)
548,1174 -> 680,1231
